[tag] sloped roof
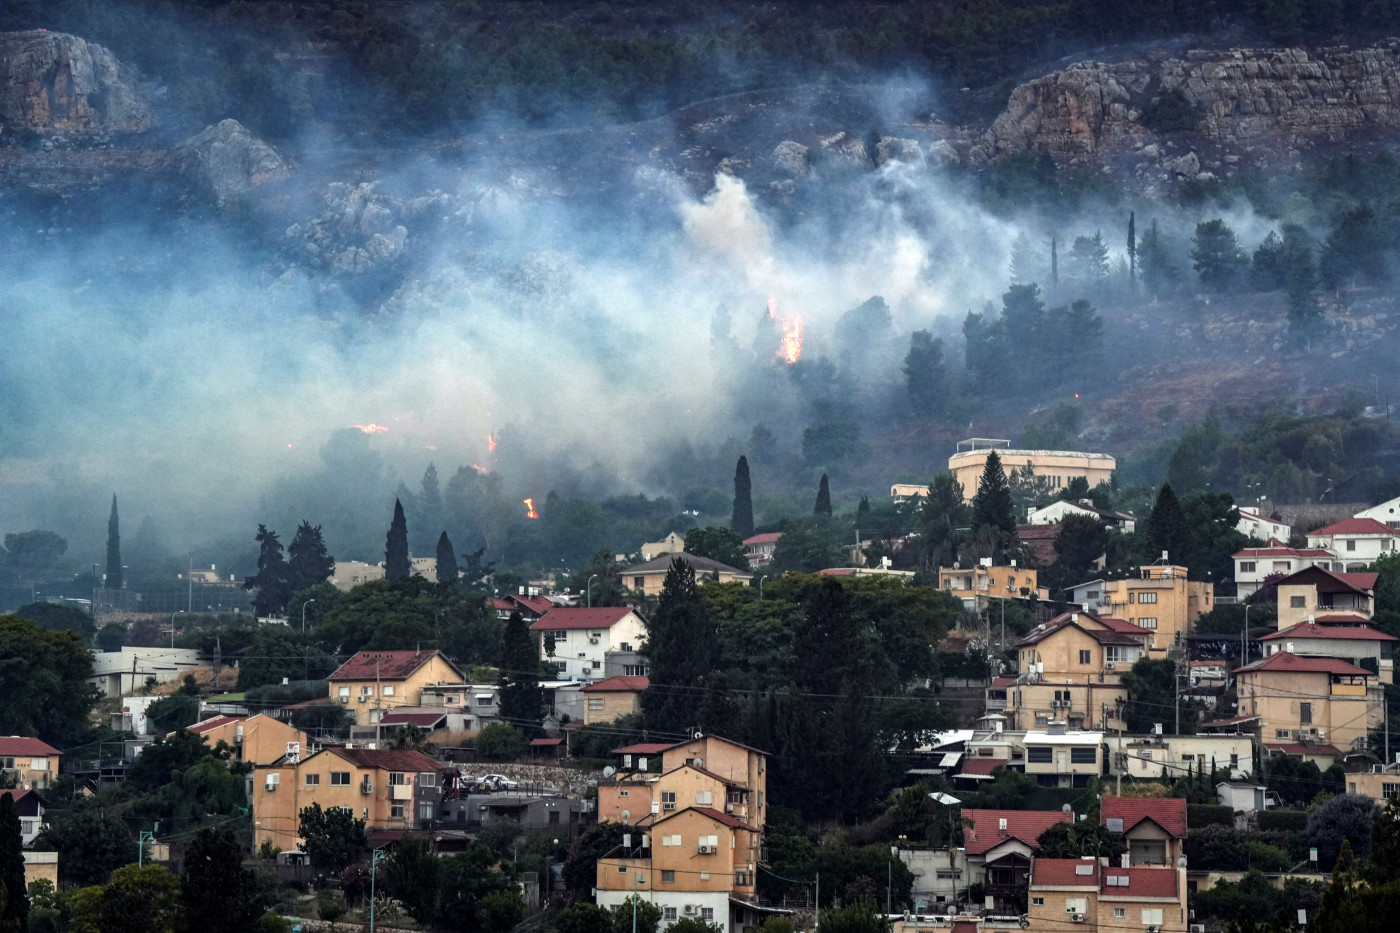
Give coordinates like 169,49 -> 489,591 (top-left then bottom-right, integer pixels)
1233,651 -> 1374,677
1102,796 -> 1186,839
532,607 -> 636,631
325,747 -> 444,771
1337,572 -> 1380,590
1233,546 -> 1332,558
0,737 -> 60,757
1310,517 -> 1398,537
531,737 -> 565,746
582,675 -> 651,693
744,533 -> 783,546
683,806 -> 759,832
1260,622 -> 1397,643
622,553 -> 750,577
1030,858 -> 1099,887
1265,742 -> 1343,757
328,650 -> 461,682
187,714 -> 247,735
613,743 -> 674,756
1095,617 -> 1153,635
963,808 -> 1072,855
958,757 -> 1006,777
1100,867 -> 1179,898
1276,565 -> 1375,594
378,712 -> 447,728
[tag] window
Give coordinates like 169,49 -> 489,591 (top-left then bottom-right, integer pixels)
1137,618 -> 1157,629
1027,747 -> 1052,763
634,577 -> 645,588
625,665 -> 647,677
588,698 -> 606,710
30,758 -> 47,771
1141,909 -> 1163,925
736,870 -> 752,885
551,630 -> 568,643
701,909 -> 715,921
419,772 -> 437,787
1348,539 -> 1357,551
1070,747 -> 1096,764
618,790 -> 629,797
1031,898 -> 1045,907
1239,561 -> 1257,573
1274,561 -> 1292,572
698,834 -> 719,851
1106,646 -> 1136,663
305,774 -> 321,786
662,835 -> 682,847
361,685 -> 373,696
1275,729 -> 1291,739
383,685 -> 395,696
390,772 -> 407,785
1291,595 -> 1306,608
1138,592 -> 1158,604
1128,593 -> 1136,604
1114,909 -> 1126,919
592,660 -> 602,670
1384,783 -> 1400,800
664,909 -> 678,921
696,791 -> 713,806
331,772 -> 351,786
391,803 -> 405,819
1079,650 -> 1092,665
661,871 -> 675,883
1300,702 -> 1312,725
935,869 -> 962,880
1230,753 -> 1239,769
476,695 -> 494,707
662,792 -> 676,810
338,686 -> 350,699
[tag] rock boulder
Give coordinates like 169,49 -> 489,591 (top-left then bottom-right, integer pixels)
0,30 -> 155,135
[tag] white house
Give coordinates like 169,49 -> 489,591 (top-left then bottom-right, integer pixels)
1026,499 -> 1136,533
89,647 -> 203,698
1236,508 -> 1292,544
1356,496 -> 1400,530
531,607 -> 649,682
1104,733 -> 1254,780
1306,517 -> 1399,571
1232,546 -> 1335,598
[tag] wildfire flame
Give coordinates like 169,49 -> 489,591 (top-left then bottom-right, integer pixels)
471,464 -> 488,473
353,423 -> 389,434
523,498 -> 539,519
781,315 -> 803,364
488,433 -> 498,453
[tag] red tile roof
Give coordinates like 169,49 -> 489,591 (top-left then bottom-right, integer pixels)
613,743 -> 674,756
1095,617 -> 1153,635
1337,572 -> 1379,590
1234,651 -> 1374,677
1260,622 -> 1397,642
532,607 -> 636,631
531,737 -> 565,746
685,806 -> 759,832
0,737 -> 60,757
1031,858 -> 1100,887
377,712 -> 447,728
187,714 -> 247,735
1102,796 -> 1186,838
817,568 -> 858,576
744,533 -> 783,546
958,757 -> 1007,777
328,650 -> 459,682
1265,742 -> 1343,757
963,808 -> 1073,855
990,676 -> 1018,689
325,747 -> 445,771
1312,613 -> 1374,623
1311,517 -> 1398,537
583,675 -> 651,693
1100,867 -> 1179,898
1233,547 -> 1332,558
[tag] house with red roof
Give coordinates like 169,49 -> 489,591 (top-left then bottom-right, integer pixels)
1101,796 -> 1186,867
490,592 -> 558,622
1232,545 -> 1335,599
1260,620 -> 1397,683
1006,611 -> 1151,731
621,553 -> 752,598
1307,517 -> 1399,571
1235,651 -> 1381,763
327,649 -> 466,727
0,737 -> 61,791
1028,857 -> 1186,933
582,675 -> 650,724
598,734 -> 769,832
963,808 -> 1073,911
1235,508 -> 1293,546
531,607 -> 648,683
1274,565 -> 1377,630
743,532 -> 782,568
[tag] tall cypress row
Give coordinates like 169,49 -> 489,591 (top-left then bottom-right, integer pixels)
732,455 -> 754,538
813,473 -> 833,517
385,498 -> 411,581
106,494 -> 122,590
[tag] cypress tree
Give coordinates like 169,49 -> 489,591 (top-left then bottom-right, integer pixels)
106,494 -> 122,590
641,558 -> 718,734
498,611 -> 542,734
244,525 -> 292,617
1146,483 -> 1187,564
856,495 -> 871,522
972,451 -> 1016,535
1050,234 -> 1059,286
436,531 -> 459,586
814,474 -> 833,517
0,792 -> 28,932
1128,211 -> 1137,291
385,498 -> 411,581
732,455 -> 754,538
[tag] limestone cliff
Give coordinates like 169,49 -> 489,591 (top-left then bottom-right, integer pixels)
0,30 -> 155,136
174,119 -> 290,203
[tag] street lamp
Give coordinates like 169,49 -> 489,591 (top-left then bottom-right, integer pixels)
369,846 -> 387,933
170,611 -> 183,649
301,598 -> 316,634
587,575 -> 599,608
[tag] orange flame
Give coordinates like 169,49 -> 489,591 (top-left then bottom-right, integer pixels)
488,433 -> 498,452
471,464 -> 488,473
523,498 -> 539,519
353,423 -> 388,434
781,315 -> 803,364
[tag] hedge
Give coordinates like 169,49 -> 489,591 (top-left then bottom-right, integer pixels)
1187,803 -> 1236,827
1258,809 -> 1308,832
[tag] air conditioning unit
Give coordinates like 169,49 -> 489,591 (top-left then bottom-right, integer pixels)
1147,926 -> 1161,933
361,779 -> 374,795
1190,926 -> 1206,933
264,778 -> 278,791
589,636 -> 600,644
358,696 -> 367,703
683,906 -> 699,916
1104,662 -> 1115,670
339,697 -> 349,704
1070,915 -> 1086,924
698,845 -> 716,855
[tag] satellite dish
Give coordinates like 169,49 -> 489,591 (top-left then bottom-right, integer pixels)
602,766 -> 616,778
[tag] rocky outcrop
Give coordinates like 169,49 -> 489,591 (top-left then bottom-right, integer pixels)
284,182 -> 450,274
0,30 -> 155,136
174,119 -> 289,202
971,41 -> 1400,166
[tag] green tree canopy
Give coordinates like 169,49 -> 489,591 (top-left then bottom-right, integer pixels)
99,864 -> 182,933
286,521 -> 334,594
1191,218 -> 1247,290
0,615 -> 99,747
684,527 -> 751,571
181,828 -> 264,933
732,456 -> 755,539
972,451 -> 1017,537
298,802 -> 366,872
244,525 -> 291,618
385,498 -> 411,581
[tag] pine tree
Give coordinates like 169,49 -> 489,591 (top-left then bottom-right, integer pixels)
414,464 -> 442,554
1146,483 -> 1187,564
641,558 -> 718,734
244,525 -> 292,617
856,496 -> 871,523
731,455 -> 754,538
972,451 -> 1016,536
106,494 -> 122,590
287,521 -> 334,593
498,611 -> 543,734
385,498 -> 411,581
813,474 -> 833,517
436,531 -> 459,586
0,793 -> 28,933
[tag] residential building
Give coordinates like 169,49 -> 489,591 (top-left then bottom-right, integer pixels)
533,607 -> 649,682
1104,734 -> 1253,781
622,554 -> 752,598
490,593 -> 557,622
185,714 -> 308,766
640,532 -> 687,561
1018,525 -> 1060,570
890,484 -> 929,504
23,852 -> 58,887
939,562 -> 1047,611
0,737 -> 61,791
4,789 -> 47,846
328,557 -> 438,591
327,649 -> 466,727
252,747 -> 447,854
898,845 -> 968,910
1006,612 -> 1151,731
743,533 -> 781,568
1306,518 -> 1400,571
962,808 -> 1073,912
1231,546 -> 1335,599
598,734 -> 767,831
1027,858 -> 1186,933
1234,652 -> 1381,760
1275,566 -> 1376,629
1344,761 -> 1400,802
440,793 -> 590,830
948,438 -> 1116,504
1259,621 -> 1396,683
1101,796 -> 1186,866
1216,782 -> 1273,813
1027,499 -> 1136,533
89,647 -> 203,698
1023,724 -> 1104,787
1068,565 -> 1212,650
1235,508 -> 1292,545
582,675 -> 650,724
1355,496 -> 1400,530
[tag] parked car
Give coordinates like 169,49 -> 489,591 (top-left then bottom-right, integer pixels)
481,773 -> 519,791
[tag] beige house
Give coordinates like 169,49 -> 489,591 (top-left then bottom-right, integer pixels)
329,557 -> 438,591
939,562 -> 1047,611
327,650 -> 466,726
963,808 -> 1073,912
1070,565 -> 1211,650
598,734 -> 767,831
622,553 -> 752,598
1275,565 -> 1377,629
1259,620 -> 1396,684
186,714 -> 308,766
1023,724 -> 1104,787
582,675 -> 649,724
252,747 -> 446,855
1345,762 -> 1400,801
1101,796 -> 1186,867
1028,858 -> 1186,933
743,533 -> 781,568
1008,612 -> 1151,730
640,532 -> 687,561
0,738 -> 61,791
948,438 -> 1116,504
1235,651 -> 1380,760
1104,733 -> 1254,781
